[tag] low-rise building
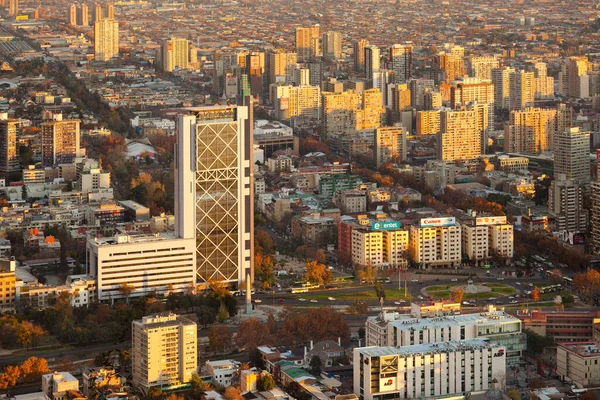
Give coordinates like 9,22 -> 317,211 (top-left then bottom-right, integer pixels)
42,372 -> 79,400
291,212 -> 337,246
206,360 -> 238,387
515,310 -> 600,342
334,189 -> 367,214
409,217 -> 462,268
461,215 -> 514,265
557,342 -> 600,388
119,200 -> 150,222
82,367 -> 124,397
267,155 -> 293,172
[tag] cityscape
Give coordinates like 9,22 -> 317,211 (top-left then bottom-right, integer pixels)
0,1 -> 600,400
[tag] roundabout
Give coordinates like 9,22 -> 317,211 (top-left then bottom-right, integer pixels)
424,281 -> 516,300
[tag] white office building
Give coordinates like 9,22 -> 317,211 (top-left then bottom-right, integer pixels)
353,339 -> 507,400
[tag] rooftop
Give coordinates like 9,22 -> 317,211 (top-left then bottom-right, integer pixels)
559,342 -> 600,357
356,338 -> 497,357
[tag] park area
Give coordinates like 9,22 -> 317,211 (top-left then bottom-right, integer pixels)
425,282 -> 515,300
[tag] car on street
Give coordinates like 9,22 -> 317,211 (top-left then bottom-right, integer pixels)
277,298 -> 285,303
299,298 -> 307,302
451,278 -> 458,282
497,277 -> 504,281
516,282 -> 521,285
310,299 -> 318,303
328,297 -> 335,301
508,296 -> 514,299
254,299 -> 262,303
462,301 -> 470,305
394,301 -> 401,305
418,295 -> 424,300
411,279 -> 419,283
488,297 -> 496,300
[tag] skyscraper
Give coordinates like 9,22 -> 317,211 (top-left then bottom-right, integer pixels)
107,2 -> 114,20
40,116 -> 80,167
590,151 -> 600,254
468,56 -> 499,81
554,127 -> 590,187
69,4 -> 77,25
389,44 -> 412,83
267,50 -> 296,86
450,77 -> 495,135
374,126 -> 406,167
76,4 -> 88,26
504,106 -> 572,153
92,3 -> 102,23
94,18 -> 119,61
434,48 -> 465,84
559,56 -> 590,98
161,37 -> 189,72
295,25 -> 320,62
509,70 -> 535,110
0,116 -> 20,175
322,31 -> 342,60
533,62 -> 554,99
437,109 -> 481,161
492,67 -> 514,110
548,177 -> 588,233
176,105 -> 254,287
364,45 -> 380,81
352,39 -> 368,73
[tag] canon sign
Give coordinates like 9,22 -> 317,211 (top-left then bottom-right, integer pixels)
420,217 -> 456,227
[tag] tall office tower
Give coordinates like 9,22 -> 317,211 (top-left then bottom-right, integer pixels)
559,56 -> 590,98
389,44 -> 412,83
41,116 -> 80,167
548,177 -> 588,232
76,4 -> 89,26
434,50 -> 465,84
107,2 -> 114,20
92,3 -> 102,22
352,39 -> 368,73
590,151 -> 600,254
295,25 -> 320,62
509,70 -> 535,110
94,19 -> 119,61
504,106 -> 572,153
267,50 -> 296,86
492,67 -> 514,110
554,127 -> 590,187
0,116 -> 20,175
357,88 -> 384,130
450,77 -> 494,135
244,52 -> 264,98
372,70 -> 395,107
374,126 -> 406,167
391,84 -> 411,113
408,78 -> 435,109
176,105 -> 254,287
437,109 -> 481,161
239,75 -> 251,103
132,313 -> 197,391
69,4 -> 76,25
468,56 -> 499,81
8,0 -> 17,16
322,90 -> 358,137
364,45 -> 380,82
270,84 -> 321,121
533,62 -> 554,99
161,37 -> 189,72
322,31 -> 342,60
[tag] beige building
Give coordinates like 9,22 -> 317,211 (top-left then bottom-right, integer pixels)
554,127 -> 590,187
132,313 -> 197,391
374,126 -> 406,167
437,109 -> 481,161
161,37 -> 189,72
533,62 -> 554,99
389,44 -> 412,83
270,84 -> 321,122
87,233 -> 196,302
462,216 -> 514,264
351,222 -> 408,268
557,342 -> 600,388
94,18 -> 119,61
509,70 -> 535,110
323,31 -> 342,59
492,67 -> 515,110
0,117 -> 20,174
352,39 -> 368,73
41,116 -> 81,167
451,77 -> 494,134
505,106 -> 572,153
468,56 -> 499,81
409,217 -> 462,268
548,177 -> 588,233
42,372 -> 79,400
0,259 -> 16,313
335,189 -> 367,214
435,48 -> 465,83
295,25 -> 320,62
416,110 -> 441,135
559,57 -> 590,98
268,50 -> 297,84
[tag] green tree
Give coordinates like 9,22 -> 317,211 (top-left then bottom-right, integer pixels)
561,293 -> 575,306
257,374 -> 275,391
190,373 -> 213,395
374,282 -> 386,301
309,355 -> 322,375
525,329 -> 554,354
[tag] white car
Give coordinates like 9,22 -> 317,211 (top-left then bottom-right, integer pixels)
516,282 -> 521,285
418,295 -> 424,300
488,297 -> 496,300
451,278 -> 458,282
508,296 -> 514,299
328,297 -> 335,301
394,301 -> 401,305
497,277 -> 504,281
310,299 -> 318,303
462,301 -> 470,305
299,298 -> 307,302
510,300 -> 519,304
254,299 -> 262,303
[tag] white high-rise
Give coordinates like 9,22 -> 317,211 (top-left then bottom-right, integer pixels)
492,67 -> 514,110
176,105 -> 254,287
322,31 -> 342,60
554,127 -> 590,187
365,45 -> 380,82
94,19 -> 119,61
389,44 -> 412,83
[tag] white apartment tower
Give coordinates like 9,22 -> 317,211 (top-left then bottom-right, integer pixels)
554,127 -> 590,187
322,31 -> 342,60
509,70 -> 535,110
492,67 -> 514,110
389,44 -> 412,83
176,105 -> 254,287
161,37 -> 189,72
365,45 -> 380,82
132,313 -> 197,391
548,177 -> 588,233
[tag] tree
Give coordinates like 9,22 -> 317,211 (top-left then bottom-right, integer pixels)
0,365 -> 21,391
305,261 -> 333,285
257,374 -> 275,391
146,387 -> 163,400
208,325 -> 233,354
16,322 -> 47,349
235,318 -> 271,351
508,389 -> 521,400
450,288 -> 465,303
190,373 -> 213,395
524,329 -> 554,354
280,307 -> 350,345
561,293 -> 575,306
255,230 -> 274,254
309,355 -> 322,375
20,357 -> 49,383
374,282 -> 386,301
166,394 -> 184,400
581,392 -> 597,400
531,287 -> 541,302
549,268 -> 562,284
224,386 -> 243,400
118,282 -> 135,303
348,300 -> 368,315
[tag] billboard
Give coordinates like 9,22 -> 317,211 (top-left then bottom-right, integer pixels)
420,217 -> 456,227
569,232 -> 585,246
371,221 -> 401,231
379,377 -> 397,392
596,149 -> 600,161
16,15 -> 28,20
476,216 -> 507,226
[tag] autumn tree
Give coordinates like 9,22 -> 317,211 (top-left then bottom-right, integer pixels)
118,282 -> 135,303
190,373 -> 213,395
450,288 -> 465,303
255,230 -> 274,254
581,392 -> 597,400
305,261 -> 333,285
374,283 -> 386,301
208,325 -> 233,354
531,287 -> 541,302
20,357 -> 49,383
166,394 -> 185,400
549,269 -> 563,284
224,386 -> 244,400
255,252 -> 275,288
0,365 -> 21,392
348,300 -> 369,315
280,307 -> 350,345
235,318 -> 271,351
16,322 -> 47,349
508,389 -> 521,400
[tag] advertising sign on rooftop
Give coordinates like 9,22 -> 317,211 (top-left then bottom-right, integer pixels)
420,217 -> 456,227
371,221 -> 401,231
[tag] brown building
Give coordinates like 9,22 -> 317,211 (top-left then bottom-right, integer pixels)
515,310 -> 600,342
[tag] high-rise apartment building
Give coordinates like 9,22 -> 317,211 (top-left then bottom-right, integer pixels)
492,67 -> 514,110
295,25 -> 320,62
176,105 -> 254,287
590,151 -> 600,254
391,84 -> 411,113
437,109 -> 481,161
548,177 -> 588,233
69,4 -> 77,25
132,313 -> 197,391
509,70 -> 535,110
434,48 -> 465,83
92,3 -> 102,23
409,217 -> 462,268
451,77 -> 494,134
468,56 -> 499,81
409,78 -> 435,110
559,56 -> 590,98
504,106 -> 572,153
416,110 -> 441,135
107,2 -> 114,20
270,83 -> 321,122
352,39 -> 368,73
357,89 -> 384,130
533,62 -> 554,99
364,45 -> 380,81
267,50 -> 296,86
389,44 -> 412,83
322,90 -> 358,137
41,116 -> 80,167
322,31 -> 342,60
0,115 -> 20,175
374,126 -> 406,167
94,18 -> 119,61
8,0 -> 17,16
372,70 -> 395,107
161,37 -> 189,72
76,4 -> 88,26
554,127 -> 590,186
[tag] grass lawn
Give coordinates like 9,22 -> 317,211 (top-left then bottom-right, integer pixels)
424,283 -> 515,300
300,288 -> 413,301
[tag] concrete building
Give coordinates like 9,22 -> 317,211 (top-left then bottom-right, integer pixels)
270,84 -> 321,122
253,119 -> 298,158
351,221 -> 408,268
591,152 -> 600,254
77,159 -> 110,194
42,372 -> 79,400
335,189 -> 367,214
409,217 -> 462,268
374,126 -> 406,167
94,18 -> 119,61
505,106 -> 572,154
176,105 -> 254,287
492,67 -> 515,110
515,310 -> 600,342
389,44 -> 412,83
322,31 -> 342,60
87,233 -> 196,302
267,50 -> 296,86
365,304 -> 525,365
266,155 -> 292,172
0,116 -> 20,174
437,109 -> 481,162
206,360 -> 238,387
554,127 -> 590,187
548,177 -> 588,233
451,77 -> 494,135
559,57 -> 590,98
353,339 -> 506,400
365,45 -> 380,82
416,110 -> 441,135
533,62 -> 554,99
0,258 -> 16,313
353,39 -> 368,73
557,342 -> 600,387
41,116 -> 81,167
22,165 -> 45,184
295,25 -> 320,62
468,56 -> 499,81
291,212 -> 337,246
161,37 -> 189,72
434,48 -> 465,84
132,313 -> 197,391
509,70 -> 535,110
461,216 -> 514,264
409,78 -> 435,110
